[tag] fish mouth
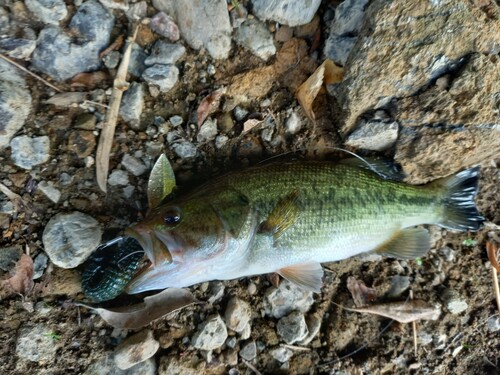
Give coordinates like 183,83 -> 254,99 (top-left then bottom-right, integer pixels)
124,227 -> 174,267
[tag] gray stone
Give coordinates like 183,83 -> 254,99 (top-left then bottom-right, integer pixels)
10,136 -> 50,169
277,311 -> 309,344
114,330 -> 159,370
207,281 -> 225,304
16,324 -> 58,363
150,12 -> 180,42
172,141 -> 197,159
103,50 -> 121,69
120,82 -> 145,126
108,170 -> 130,186
441,289 -> 468,314
263,279 -> 314,318
345,120 -> 399,151
197,118 -> 218,143
234,18 -> 276,61
31,1 -> 114,81
42,211 -> 102,269
129,44 -> 147,77
145,41 -> 186,65
25,0 -> 68,26
33,252 -> 48,279
191,315 -> 227,351
84,356 -> 156,375
153,0 -> 231,59
142,64 -> 179,92
233,106 -> 248,121
122,154 -> 147,176
99,0 -> 129,11
324,35 -> 357,66
126,1 -> 147,21
270,346 -> 293,363
386,275 -> 411,298
239,341 -> 257,361
0,38 -> 37,59
285,111 -> 302,134
251,0 -> 321,27
169,115 -> 183,126
0,60 -> 32,150
0,246 -> 22,271
224,297 -> 251,333
486,316 -> 500,333
215,135 -> 229,149
0,8 -> 9,34
38,181 -> 61,203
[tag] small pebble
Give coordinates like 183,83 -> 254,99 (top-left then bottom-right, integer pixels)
122,154 -> 147,176
142,64 -> 179,93
108,169 -> 129,186
345,119 -> 399,151
247,282 -> 257,295
234,18 -> 276,61
33,253 -> 48,279
25,0 -> 67,26
386,275 -> 410,298
10,136 -> 50,170
119,82 -> 145,127
191,315 -> 228,351
441,289 -> 468,314
233,106 -> 249,121
150,12 -> 180,41
15,324 -> 58,362
145,41 -> 186,65
285,111 -> 302,134
277,311 -> 309,344
215,135 -> 229,149
264,279 -> 314,318
113,330 -> 159,370
225,297 -> 252,333
486,316 -> 500,332
103,50 -> 121,69
169,115 -> 183,127
172,141 -> 197,159
239,341 -> 257,361
0,246 -> 22,271
271,346 -> 293,363
197,118 -> 218,143
37,181 -> 61,203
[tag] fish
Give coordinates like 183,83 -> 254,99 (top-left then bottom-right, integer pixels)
123,157 -> 484,295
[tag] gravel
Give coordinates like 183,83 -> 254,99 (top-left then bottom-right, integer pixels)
285,111 -> 302,134
33,252 -> 48,279
251,0 -> 321,26
145,41 -> 186,65
386,275 -> 411,298
277,311 -> 309,344
239,340 -> 257,361
25,0 -> 67,25
197,118 -> 218,143
224,297 -> 252,333
122,154 -> 147,176
142,64 -> 179,92
108,169 -> 130,186
37,180 -> 61,203
128,43 -> 147,77
31,0 -> 114,81
263,279 -> 315,318
119,82 -> 145,127
0,38 -> 37,59
113,330 -> 159,370
42,211 -> 102,269
149,12 -> 180,42
172,141 -> 197,159
10,136 -> 50,170
271,346 -> 294,363
191,315 -> 228,351
84,356 -> 156,375
0,245 -> 22,271
234,18 -> 276,61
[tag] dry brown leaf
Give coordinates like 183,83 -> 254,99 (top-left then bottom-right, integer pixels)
71,71 -> 111,90
79,288 -> 196,329
486,241 -> 499,272
2,254 -> 34,296
196,88 -> 226,126
339,299 -> 441,324
295,59 -> 344,122
45,92 -> 89,107
347,276 -> 378,307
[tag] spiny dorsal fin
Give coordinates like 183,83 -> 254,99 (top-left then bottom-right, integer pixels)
278,262 -> 323,293
340,157 -> 405,181
374,227 -> 430,259
258,190 -> 300,242
211,190 -> 251,238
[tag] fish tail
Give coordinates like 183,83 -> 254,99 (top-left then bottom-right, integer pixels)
434,166 -> 484,231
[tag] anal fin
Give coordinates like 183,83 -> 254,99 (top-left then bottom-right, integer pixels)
374,227 -> 430,259
278,262 -> 323,293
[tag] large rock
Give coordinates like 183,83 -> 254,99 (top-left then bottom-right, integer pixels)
251,0 -> 321,26
31,0 -> 114,81
152,0 -> 231,59
335,0 -> 500,181
42,211 -> 102,268
16,324 -> 58,363
0,60 -> 32,150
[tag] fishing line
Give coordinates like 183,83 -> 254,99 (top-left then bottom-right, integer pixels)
117,250 -> 146,268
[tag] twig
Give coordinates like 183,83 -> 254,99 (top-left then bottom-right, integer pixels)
0,52 -> 62,92
95,25 -> 139,193
0,182 -> 26,212
410,290 -> 418,357
241,359 -> 262,375
282,344 -> 311,352
486,241 -> 500,316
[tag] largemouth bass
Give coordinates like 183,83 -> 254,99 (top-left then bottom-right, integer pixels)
121,158 -> 484,295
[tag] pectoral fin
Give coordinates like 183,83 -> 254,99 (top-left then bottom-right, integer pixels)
258,190 -> 300,242
278,262 -> 323,293
374,227 -> 430,259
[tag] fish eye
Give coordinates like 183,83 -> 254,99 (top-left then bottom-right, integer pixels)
163,208 -> 181,226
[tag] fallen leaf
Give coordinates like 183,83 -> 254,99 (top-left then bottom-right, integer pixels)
79,288 -> 196,329
45,92 -> 89,107
347,276 -> 378,307
71,71 -> 111,90
196,88 -> 226,126
486,241 -> 499,272
2,254 -> 34,295
147,154 -> 176,210
295,59 -> 344,122
339,299 -> 441,324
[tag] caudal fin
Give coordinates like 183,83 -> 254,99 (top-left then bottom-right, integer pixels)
436,167 -> 484,231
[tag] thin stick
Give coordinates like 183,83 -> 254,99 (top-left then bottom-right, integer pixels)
241,359 -> 262,375
0,182 -> 26,211
0,53 -> 62,92
410,290 -> 418,357
282,344 -> 311,352
487,242 -> 500,316
95,25 -> 139,193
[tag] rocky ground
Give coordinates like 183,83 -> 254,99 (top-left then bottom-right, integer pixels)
0,0 -> 499,374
